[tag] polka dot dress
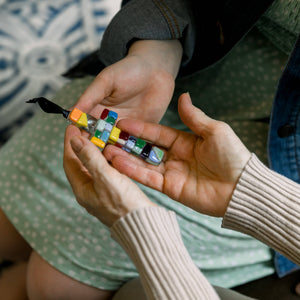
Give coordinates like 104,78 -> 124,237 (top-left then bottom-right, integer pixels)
0,1 -> 297,290
170,30 -> 286,166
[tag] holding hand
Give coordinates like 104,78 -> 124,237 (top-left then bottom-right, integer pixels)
74,40 -> 182,123
106,93 -> 251,217
63,125 -> 154,227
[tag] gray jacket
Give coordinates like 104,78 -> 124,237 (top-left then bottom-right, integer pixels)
65,0 -> 275,77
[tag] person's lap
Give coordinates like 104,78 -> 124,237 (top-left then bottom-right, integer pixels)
0,208 -> 114,299
113,277 -> 256,300
0,77 -> 274,295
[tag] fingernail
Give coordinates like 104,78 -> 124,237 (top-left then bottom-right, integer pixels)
70,136 -> 83,153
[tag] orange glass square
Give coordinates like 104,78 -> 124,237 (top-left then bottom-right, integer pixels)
69,108 -> 83,123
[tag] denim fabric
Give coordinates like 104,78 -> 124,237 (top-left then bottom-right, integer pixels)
268,35 -> 300,277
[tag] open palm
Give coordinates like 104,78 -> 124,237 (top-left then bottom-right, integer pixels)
105,93 -> 251,217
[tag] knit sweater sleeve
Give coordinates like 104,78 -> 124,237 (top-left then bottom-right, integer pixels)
222,153 -> 300,264
111,206 -> 219,300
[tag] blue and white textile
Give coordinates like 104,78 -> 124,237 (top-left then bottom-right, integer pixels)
0,0 -> 120,143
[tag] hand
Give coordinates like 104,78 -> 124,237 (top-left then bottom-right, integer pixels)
74,40 -> 182,123
105,93 -> 251,217
63,125 -> 154,227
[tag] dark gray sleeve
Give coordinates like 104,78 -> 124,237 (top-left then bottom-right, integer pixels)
98,0 -> 196,70
66,1 -> 274,78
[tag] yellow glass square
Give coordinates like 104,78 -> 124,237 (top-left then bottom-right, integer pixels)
108,127 -> 121,144
77,113 -> 88,128
91,137 -> 105,150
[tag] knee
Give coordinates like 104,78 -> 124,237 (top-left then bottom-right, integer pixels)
0,208 -> 32,261
26,251 -> 63,300
26,251 -> 114,300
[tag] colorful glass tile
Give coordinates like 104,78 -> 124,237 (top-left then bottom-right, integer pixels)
146,148 -> 161,165
90,137 -> 105,150
116,138 -> 126,146
69,108 -> 83,123
132,138 -> 146,155
114,143 -> 123,149
100,109 -> 109,120
108,110 -> 118,120
122,146 -> 131,153
77,113 -> 88,128
125,136 -> 137,151
95,119 -> 106,132
100,130 -> 110,143
94,130 -> 102,139
108,127 -> 121,144
135,138 -> 146,149
140,143 -> 152,159
132,145 -> 143,156
153,147 -> 164,161
104,122 -> 113,132
106,116 -> 116,126
119,131 -> 129,141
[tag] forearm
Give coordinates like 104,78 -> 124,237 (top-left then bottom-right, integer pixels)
223,154 -> 300,264
111,207 -> 219,300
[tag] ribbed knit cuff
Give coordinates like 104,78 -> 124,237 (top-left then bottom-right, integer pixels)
111,206 -> 219,300
223,154 -> 300,264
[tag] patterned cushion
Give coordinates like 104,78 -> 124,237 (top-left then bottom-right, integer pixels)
0,0 -> 120,144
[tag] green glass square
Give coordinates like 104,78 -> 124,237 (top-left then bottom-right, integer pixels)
153,147 -> 164,160
106,116 -> 115,125
94,130 -> 102,138
135,139 -> 146,149
132,145 -> 143,155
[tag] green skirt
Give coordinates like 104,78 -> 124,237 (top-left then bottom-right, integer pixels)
0,28 -> 287,290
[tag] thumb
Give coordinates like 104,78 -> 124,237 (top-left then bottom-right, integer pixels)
70,136 -> 110,179
75,71 -> 113,113
178,93 -> 216,138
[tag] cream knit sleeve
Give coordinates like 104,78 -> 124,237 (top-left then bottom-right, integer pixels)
111,206 -> 219,300
223,153 -> 300,264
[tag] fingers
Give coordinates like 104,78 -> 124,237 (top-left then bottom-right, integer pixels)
75,71 -> 113,113
116,118 -> 179,149
63,125 -> 92,194
178,93 -> 217,138
115,92 -> 217,149
70,135 -> 111,181
64,125 -> 82,167
105,145 -> 165,192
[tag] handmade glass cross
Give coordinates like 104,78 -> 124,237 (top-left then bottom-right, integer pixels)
27,97 -> 164,166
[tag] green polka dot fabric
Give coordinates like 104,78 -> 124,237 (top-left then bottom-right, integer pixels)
256,0 -> 300,55
0,80 -> 274,289
170,26 -> 288,165
0,0 -> 298,291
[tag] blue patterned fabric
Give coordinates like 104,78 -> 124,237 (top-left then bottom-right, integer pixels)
0,0 -> 120,144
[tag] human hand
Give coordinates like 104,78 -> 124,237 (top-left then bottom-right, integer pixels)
74,40 -> 182,123
105,93 -> 251,217
63,125 -> 154,227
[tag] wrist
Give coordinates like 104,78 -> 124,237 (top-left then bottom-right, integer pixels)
110,202 -> 158,227
128,39 -> 183,79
